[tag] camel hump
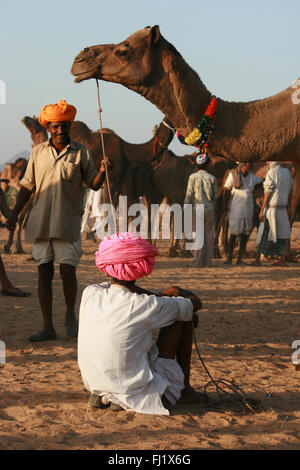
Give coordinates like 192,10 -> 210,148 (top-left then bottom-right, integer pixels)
99,128 -> 114,134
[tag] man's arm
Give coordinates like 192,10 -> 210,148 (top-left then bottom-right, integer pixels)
91,157 -> 111,191
130,284 -> 157,296
159,286 -> 202,312
184,175 -> 194,205
259,192 -> 272,222
90,157 -> 112,191
6,186 -> 33,230
159,286 -> 202,329
131,284 -> 202,311
223,187 -> 232,211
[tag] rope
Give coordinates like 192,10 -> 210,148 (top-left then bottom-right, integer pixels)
162,120 -> 176,134
95,79 -> 117,228
192,327 -> 258,413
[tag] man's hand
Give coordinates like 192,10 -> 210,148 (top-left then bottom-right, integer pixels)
259,209 -> 264,222
91,157 -> 113,191
159,286 -> 180,297
159,285 -> 202,312
189,295 -> 202,312
99,157 -> 112,173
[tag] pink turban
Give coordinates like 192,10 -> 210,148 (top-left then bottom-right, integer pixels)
38,99 -> 77,127
95,232 -> 158,281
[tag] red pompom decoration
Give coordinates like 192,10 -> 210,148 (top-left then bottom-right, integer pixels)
205,97 -> 218,119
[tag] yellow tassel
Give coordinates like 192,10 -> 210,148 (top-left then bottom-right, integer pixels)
185,128 -> 202,145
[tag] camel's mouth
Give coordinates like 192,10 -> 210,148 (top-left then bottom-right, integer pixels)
71,64 -> 101,83
72,70 -> 98,83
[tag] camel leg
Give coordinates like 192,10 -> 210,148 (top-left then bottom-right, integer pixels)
221,216 -> 229,257
4,229 -> 14,253
168,212 -> 178,257
213,217 -> 223,259
15,223 -> 25,254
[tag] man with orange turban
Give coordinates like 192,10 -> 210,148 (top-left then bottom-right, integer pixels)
7,100 -> 111,342
78,232 -> 206,415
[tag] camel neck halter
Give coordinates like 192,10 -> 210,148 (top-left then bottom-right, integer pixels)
152,120 -> 176,158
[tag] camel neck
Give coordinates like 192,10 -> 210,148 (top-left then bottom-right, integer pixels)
145,43 -> 213,136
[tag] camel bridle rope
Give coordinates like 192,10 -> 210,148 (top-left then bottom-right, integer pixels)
152,121 -> 176,158
192,326 -> 259,414
95,79 -> 117,227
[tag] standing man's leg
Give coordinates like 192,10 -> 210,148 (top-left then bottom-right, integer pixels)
55,238 -> 81,338
224,233 -> 236,264
29,261 -> 57,341
237,233 -> 249,264
60,263 -> 78,337
203,210 -> 215,267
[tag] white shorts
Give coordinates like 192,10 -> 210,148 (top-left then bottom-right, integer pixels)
32,238 -> 82,267
228,217 -> 253,236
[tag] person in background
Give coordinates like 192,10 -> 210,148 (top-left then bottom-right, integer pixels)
0,186 -> 30,297
184,154 -> 218,267
254,162 -> 293,267
223,162 -> 263,265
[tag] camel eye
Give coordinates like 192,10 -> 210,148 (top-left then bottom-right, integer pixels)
115,47 -> 129,58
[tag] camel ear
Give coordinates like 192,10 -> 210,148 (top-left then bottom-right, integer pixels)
149,25 -> 161,46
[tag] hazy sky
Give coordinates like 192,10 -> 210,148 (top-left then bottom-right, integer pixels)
0,0 -> 299,165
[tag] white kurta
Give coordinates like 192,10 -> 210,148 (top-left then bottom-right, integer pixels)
224,171 -> 263,235
78,282 -> 193,415
261,164 -> 293,242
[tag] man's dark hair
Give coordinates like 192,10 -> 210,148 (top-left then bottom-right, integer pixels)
111,277 -> 136,288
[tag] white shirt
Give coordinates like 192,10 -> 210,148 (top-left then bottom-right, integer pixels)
224,171 -> 263,219
263,164 -> 293,208
184,170 -> 218,211
263,164 -> 293,241
78,282 -> 193,415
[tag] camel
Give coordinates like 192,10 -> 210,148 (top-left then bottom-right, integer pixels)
71,25 -> 300,232
23,116 -> 238,251
22,115 -> 177,241
22,115 -> 175,205
22,117 -> 297,260
1,158 -> 32,254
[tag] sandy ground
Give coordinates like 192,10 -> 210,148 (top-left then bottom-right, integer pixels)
1,224 -> 300,451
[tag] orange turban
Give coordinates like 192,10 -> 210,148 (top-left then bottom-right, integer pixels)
38,100 -> 77,127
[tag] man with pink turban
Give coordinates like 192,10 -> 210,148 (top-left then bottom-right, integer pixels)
7,100 -> 111,342
78,232 -> 206,415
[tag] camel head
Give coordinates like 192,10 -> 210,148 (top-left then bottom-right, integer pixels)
71,26 -> 163,92
22,116 -> 48,147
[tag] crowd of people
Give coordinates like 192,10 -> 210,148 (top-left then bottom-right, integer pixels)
184,155 -> 293,268
0,99 -> 295,415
